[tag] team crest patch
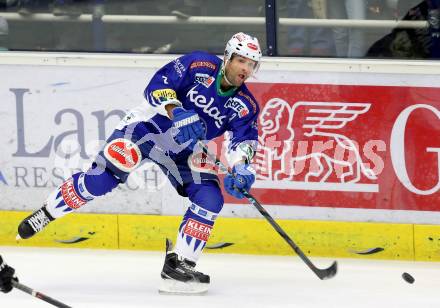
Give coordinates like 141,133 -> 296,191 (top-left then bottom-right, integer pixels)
225,97 -> 249,118
188,151 -> 217,174
104,138 -> 142,172
183,218 -> 212,242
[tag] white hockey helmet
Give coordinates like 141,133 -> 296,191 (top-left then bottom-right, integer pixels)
224,32 -> 262,71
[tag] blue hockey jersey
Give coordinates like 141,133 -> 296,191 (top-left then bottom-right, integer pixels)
142,51 -> 260,164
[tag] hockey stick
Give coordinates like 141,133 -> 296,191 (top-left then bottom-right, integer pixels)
12,280 -> 72,308
197,141 -> 337,280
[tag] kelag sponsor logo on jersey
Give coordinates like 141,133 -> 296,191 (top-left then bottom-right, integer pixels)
225,97 -> 249,118
195,73 -> 215,88
187,85 -> 226,128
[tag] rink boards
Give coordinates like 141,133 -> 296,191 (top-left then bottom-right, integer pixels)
0,53 -> 439,261
1,211 -> 439,261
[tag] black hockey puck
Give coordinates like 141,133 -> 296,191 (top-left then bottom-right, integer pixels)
402,272 -> 415,284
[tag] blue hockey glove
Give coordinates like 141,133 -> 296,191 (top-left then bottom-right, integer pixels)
172,108 -> 205,150
0,256 -> 17,293
224,164 -> 256,199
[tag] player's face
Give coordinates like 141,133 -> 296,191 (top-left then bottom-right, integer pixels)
225,55 -> 257,87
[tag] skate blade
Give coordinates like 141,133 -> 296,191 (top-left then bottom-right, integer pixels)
158,278 -> 209,295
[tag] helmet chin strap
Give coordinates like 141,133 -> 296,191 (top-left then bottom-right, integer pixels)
221,60 -> 234,87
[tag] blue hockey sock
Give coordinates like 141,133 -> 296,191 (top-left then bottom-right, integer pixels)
173,181 -> 223,262
173,204 -> 217,263
44,169 -> 119,218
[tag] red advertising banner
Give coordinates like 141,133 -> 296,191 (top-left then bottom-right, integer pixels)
223,83 -> 440,212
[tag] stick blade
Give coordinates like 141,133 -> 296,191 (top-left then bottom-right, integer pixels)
317,261 -> 338,280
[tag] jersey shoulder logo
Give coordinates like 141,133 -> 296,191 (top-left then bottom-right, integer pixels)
173,59 -> 186,78
190,61 -> 217,70
152,88 -> 177,102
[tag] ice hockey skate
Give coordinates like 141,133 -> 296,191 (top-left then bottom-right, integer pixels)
159,239 -> 210,295
17,206 -> 54,240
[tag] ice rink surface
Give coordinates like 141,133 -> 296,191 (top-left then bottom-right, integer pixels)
1,246 -> 439,308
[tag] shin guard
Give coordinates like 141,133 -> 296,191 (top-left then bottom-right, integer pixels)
45,169 -> 119,218
173,203 -> 219,263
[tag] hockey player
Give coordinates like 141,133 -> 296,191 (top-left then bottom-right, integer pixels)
17,32 -> 262,294
0,256 -> 17,293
